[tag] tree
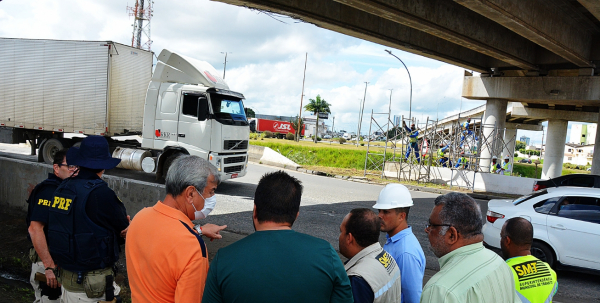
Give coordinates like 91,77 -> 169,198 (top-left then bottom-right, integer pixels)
304,95 -> 331,143
290,116 -> 304,142
515,140 -> 526,151
244,107 -> 256,118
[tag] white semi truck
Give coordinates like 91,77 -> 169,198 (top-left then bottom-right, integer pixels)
0,38 -> 249,180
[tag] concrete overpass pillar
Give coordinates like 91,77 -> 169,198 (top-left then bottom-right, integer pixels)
591,111 -> 600,175
542,119 -> 568,179
504,127 -> 517,173
480,99 -> 508,172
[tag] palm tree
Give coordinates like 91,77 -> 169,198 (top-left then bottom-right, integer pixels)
304,95 -> 331,143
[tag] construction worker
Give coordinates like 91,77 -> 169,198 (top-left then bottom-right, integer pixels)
500,155 -> 512,175
501,217 -> 558,303
490,156 -> 501,173
403,121 -> 420,163
459,118 -> 478,147
455,151 -> 468,169
373,184 -> 425,303
437,144 -> 449,167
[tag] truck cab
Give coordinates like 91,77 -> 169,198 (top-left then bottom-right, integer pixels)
142,50 -> 249,180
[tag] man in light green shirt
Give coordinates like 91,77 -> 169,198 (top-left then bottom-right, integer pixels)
421,193 -> 519,303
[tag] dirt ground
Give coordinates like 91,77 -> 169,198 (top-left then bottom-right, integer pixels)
0,205 -> 245,303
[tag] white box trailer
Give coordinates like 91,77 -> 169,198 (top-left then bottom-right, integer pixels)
0,38 -> 250,180
0,38 -> 152,135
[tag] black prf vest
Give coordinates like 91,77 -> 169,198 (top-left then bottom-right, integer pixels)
48,178 -> 119,272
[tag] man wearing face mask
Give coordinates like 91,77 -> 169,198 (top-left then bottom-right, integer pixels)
126,155 -> 227,302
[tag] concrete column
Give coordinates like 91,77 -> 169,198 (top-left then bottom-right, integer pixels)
591,110 -> 600,175
504,127 -> 517,173
480,99 -> 508,172
542,119 -> 568,179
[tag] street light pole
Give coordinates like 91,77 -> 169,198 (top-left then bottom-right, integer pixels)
221,52 -> 231,79
297,53 -> 308,142
357,82 -> 368,146
385,50 -> 413,121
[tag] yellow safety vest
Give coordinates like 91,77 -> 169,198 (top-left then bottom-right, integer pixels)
490,162 -> 498,173
437,149 -> 445,158
409,130 -> 417,143
502,161 -> 511,175
506,255 -> 558,303
458,157 -> 467,168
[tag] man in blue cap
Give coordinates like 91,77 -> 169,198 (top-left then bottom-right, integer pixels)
47,135 -> 130,302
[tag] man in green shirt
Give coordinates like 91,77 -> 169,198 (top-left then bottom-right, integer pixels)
421,193 -> 519,303
202,171 -> 353,303
501,217 -> 558,303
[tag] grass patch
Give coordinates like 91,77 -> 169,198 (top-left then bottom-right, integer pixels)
513,163 -> 589,178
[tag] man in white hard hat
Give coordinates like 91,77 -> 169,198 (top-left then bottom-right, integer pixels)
373,184 -> 426,303
500,155 -> 512,175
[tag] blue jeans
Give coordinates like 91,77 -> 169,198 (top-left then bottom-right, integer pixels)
406,143 -> 420,163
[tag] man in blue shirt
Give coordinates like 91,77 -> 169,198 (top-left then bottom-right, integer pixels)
373,184 -> 426,303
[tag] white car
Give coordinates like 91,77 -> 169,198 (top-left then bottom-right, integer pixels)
482,187 -> 600,272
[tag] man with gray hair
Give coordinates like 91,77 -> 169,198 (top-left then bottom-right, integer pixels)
126,155 -> 227,302
421,193 -> 518,303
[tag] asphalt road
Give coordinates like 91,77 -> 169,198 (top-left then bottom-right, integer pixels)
1,145 -> 599,302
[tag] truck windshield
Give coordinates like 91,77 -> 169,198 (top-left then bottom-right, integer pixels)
210,93 -> 247,125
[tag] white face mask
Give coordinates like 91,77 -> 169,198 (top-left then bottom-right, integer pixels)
191,188 -> 216,220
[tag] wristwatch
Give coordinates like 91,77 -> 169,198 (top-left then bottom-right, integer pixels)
194,224 -> 203,236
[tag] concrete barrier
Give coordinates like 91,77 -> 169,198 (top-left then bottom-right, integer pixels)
247,144 -> 301,170
0,157 -> 163,216
384,162 -> 537,196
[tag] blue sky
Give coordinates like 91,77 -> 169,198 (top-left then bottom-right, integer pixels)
0,0 -> 584,144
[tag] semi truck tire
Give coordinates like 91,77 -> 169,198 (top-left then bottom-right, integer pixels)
163,152 -> 183,178
42,139 -> 64,164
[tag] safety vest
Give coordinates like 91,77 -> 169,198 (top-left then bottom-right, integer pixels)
506,255 -> 558,303
457,157 -> 467,169
345,243 -> 401,303
490,162 -> 498,173
462,122 -> 469,130
502,161 -> 511,175
48,178 -> 119,272
437,149 -> 445,158
409,130 -> 418,143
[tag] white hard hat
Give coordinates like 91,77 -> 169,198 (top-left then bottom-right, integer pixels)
492,156 -> 497,160
373,184 -> 414,209
504,155 -> 510,160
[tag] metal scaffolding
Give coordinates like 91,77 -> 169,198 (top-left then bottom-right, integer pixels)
364,113 -> 517,190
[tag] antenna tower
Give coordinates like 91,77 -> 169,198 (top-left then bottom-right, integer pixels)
127,0 -> 153,50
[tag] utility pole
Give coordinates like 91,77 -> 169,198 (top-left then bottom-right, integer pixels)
332,116 -> 335,135
221,52 -> 231,79
297,53 -> 308,142
357,82 -> 368,146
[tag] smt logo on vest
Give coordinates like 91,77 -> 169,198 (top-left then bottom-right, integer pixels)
51,196 -> 73,211
512,261 -> 549,279
375,251 -> 396,274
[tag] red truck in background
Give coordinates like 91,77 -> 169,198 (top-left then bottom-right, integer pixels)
249,118 -> 305,136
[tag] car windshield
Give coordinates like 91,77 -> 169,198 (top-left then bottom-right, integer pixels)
513,189 -> 548,205
209,93 -> 247,124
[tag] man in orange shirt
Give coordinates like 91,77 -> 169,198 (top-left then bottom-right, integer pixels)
126,155 -> 227,302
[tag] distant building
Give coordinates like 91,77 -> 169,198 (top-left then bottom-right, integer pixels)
304,117 -> 327,138
570,123 -> 597,145
563,143 -> 594,166
519,136 -> 530,146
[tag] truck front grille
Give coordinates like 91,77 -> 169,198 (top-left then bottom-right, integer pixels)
224,156 -> 246,164
224,165 -> 244,173
224,140 -> 248,150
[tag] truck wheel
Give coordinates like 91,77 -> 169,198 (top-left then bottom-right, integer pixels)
42,139 -> 64,164
163,152 -> 183,177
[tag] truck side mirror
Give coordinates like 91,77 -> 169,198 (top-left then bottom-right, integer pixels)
198,97 -> 209,121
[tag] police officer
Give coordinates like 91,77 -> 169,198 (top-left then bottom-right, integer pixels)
403,121 -> 420,163
48,136 -> 129,302
501,217 -> 558,303
27,149 -> 76,303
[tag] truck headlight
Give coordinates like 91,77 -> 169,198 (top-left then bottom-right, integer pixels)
216,159 -> 221,172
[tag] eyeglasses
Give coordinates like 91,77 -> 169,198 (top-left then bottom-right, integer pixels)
58,163 -> 78,170
425,222 -> 452,229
